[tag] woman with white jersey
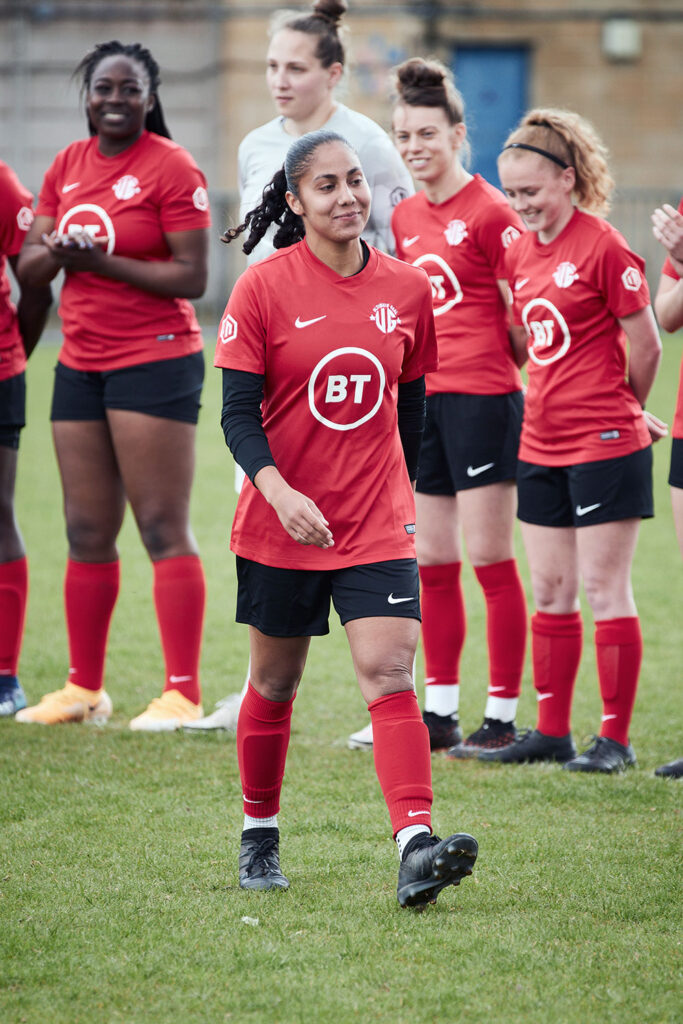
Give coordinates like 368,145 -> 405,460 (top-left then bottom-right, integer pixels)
186,0 -> 413,733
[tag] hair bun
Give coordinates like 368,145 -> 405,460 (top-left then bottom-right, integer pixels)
312,0 -> 347,27
396,57 -> 446,94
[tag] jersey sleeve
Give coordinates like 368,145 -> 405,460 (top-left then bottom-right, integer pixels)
214,268 -> 267,373
357,131 -> 413,256
35,152 -> 63,220
0,164 -> 34,256
399,272 -> 439,383
390,201 -> 409,262
475,203 -> 524,279
594,230 -> 650,318
157,147 -> 212,233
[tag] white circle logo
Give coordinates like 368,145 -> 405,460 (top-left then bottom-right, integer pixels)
308,347 -> 385,432
57,204 -> 115,253
552,261 -> 579,288
412,253 -> 463,317
370,303 -> 401,334
522,297 -> 572,365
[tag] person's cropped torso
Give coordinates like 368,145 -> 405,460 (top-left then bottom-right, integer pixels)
0,161 -> 34,381
392,174 -> 524,397
215,241 -> 438,569
506,209 -> 651,465
36,132 -> 211,370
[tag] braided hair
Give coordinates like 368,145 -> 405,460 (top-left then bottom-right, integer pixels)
223,129 -> 355,255
75,40 -> 171,139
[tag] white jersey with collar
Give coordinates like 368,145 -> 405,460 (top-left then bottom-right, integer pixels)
237,104 -> 413,264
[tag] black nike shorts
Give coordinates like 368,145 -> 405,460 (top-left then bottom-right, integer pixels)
417,391 -> 523,495
51,352 -> 204,424
517,446 -> 653,528
0,372 -> 26,449
669,438 -> 683,489
235,556 -> 420,637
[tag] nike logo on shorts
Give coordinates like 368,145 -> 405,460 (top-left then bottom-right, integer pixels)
402,235 -> 420,247
467,462 -> 495,477
387,593 -> 413,604
576,503 -> 601,517
295,315 -> 327,328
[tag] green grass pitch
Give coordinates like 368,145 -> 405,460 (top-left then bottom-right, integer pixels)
1,332 -> 681,1024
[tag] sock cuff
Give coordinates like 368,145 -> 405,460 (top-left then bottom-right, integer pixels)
0,555 -> 28,583
473,558 -> 518,587
532,610 -> 582,638
152,554 -> 204,581
595,616 -> 641,646
418,561 -> 462,587
67,558 -> 119,581
245,681 -> 296,722
368,688 -> 420,721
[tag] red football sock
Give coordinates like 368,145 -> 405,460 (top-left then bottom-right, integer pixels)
369,689 -> 433,836
153,555 -> 205,705
595,617 -> 642,747
419,561 -> 465,687
474,559 -> 527,699
0,556 -> 28,677
64,558 -> 120,692
532,611 -> 583,736
237,682 -> 295,819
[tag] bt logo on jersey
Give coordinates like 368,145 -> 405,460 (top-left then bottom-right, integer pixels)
411,254 -> 463,317
308,347 -> 385,431
57,204 -> 116,254
522,298 -> 571,366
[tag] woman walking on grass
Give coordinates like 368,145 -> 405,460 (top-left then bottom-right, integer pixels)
16,41 -> 211,731
481,108 -> 664,772
216,129 -> 477,906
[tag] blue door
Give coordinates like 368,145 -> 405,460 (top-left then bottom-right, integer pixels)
451,47 -> 529,190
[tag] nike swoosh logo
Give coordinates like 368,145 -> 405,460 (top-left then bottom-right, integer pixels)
536,692 -> 554,701
62,182 -> 80,193
295,315 -> 327,329
387,594 -> 413,604
467,462 -> 495,477
488,686 -> 506,693
169,674 -> 192,683
402,235 -> 420,247
601,714 -> 618,722
576,503 -> 601,517
514,277 -> 529,291
243,797 -> 265,804
407,810 -> 430,817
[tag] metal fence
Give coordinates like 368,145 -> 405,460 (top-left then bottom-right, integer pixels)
200,187 -> 681,321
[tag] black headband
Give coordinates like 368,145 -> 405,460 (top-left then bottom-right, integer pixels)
503,142 -> 569,169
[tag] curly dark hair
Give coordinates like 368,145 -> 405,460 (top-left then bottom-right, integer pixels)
222,130 -> 355,254
75,40 -> 171,139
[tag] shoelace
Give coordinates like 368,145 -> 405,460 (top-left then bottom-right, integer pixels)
245,837 -> 279,873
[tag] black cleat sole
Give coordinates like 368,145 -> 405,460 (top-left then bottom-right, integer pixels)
398,834 -> 478,908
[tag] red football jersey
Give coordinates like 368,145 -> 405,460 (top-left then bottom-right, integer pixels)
36,132 -> 211,371
661,198 -> 683,439
391,174 -> 524,396
506,209 -> 652,465
0,161 -> 35,381
215,240 -> 439,570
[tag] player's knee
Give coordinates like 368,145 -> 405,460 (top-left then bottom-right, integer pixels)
137,512 -> 186,559
65,517 -> 116,559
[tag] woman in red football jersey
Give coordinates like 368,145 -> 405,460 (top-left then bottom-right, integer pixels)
650,197 -> 683,780
371,57 -> 528,759
0,162 -> 52,717
482,108 -> 664,773
16,41 -> 210,731
217,128 -> 477,906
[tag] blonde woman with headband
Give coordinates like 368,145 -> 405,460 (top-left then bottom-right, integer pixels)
483,108 -> 665,773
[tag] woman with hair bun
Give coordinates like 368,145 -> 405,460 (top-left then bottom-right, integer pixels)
351,56 -> 529,758
215,129 -> 477,905
187,0 -> 414,733
17,41 -> 211,731
483,108 -> 664,772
